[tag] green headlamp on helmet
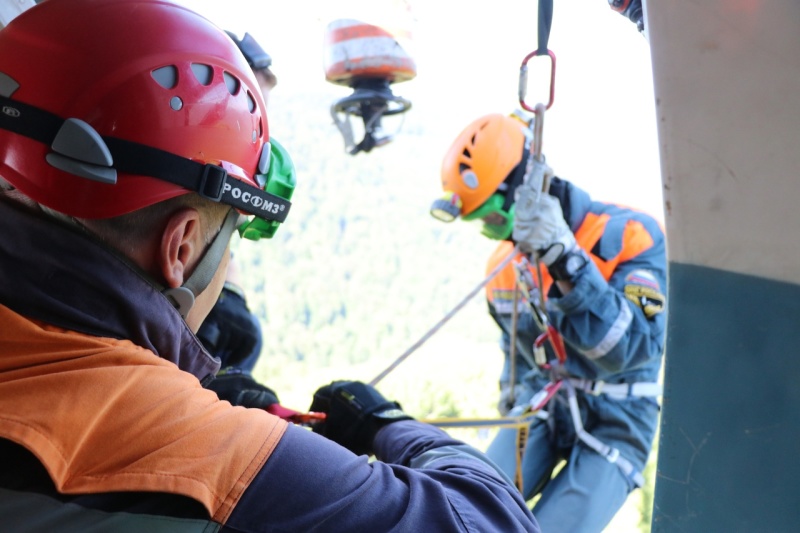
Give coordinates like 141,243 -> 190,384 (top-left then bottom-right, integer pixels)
238,138 -> 297,241
429,191 -> 515,241
463,193 -> 515,241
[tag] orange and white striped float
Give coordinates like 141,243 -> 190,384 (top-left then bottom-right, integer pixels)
323,18 -> 416,87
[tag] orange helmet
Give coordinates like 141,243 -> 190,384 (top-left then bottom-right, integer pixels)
438,114 -> 529,216
431,113 -> 532,239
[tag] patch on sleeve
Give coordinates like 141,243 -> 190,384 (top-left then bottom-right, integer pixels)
623,269 -> 665,318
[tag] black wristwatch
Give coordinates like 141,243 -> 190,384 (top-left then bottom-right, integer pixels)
548,248 -> 589,282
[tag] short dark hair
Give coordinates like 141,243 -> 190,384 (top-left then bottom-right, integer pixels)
80,194 -> 231,256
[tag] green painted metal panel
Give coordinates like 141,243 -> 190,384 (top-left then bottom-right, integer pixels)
653,263 -> 800,532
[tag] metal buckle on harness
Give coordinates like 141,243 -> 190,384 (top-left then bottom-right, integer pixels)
605,447 -> 620,464
570,378 -> 607,396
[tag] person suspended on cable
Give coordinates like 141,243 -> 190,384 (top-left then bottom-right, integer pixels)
430,110 -> 666,533
0,1 -> 540,531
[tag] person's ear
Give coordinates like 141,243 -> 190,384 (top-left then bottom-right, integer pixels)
159,207 -> 203,289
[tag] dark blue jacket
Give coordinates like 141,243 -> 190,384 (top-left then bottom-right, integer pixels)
0,199 -> 539,532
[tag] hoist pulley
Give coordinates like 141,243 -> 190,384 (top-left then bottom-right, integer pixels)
323,18 -> 416,155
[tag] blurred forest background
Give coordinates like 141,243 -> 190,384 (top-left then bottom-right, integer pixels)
182,1 -> 664,530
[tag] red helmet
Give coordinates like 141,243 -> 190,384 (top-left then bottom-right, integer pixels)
0,0 -> 290,224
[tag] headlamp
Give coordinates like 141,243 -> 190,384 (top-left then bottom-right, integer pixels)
237,138 -> 296,241
430,191 -> 463,222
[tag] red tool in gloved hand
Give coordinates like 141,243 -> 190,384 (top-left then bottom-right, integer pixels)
207,368 -> 326,427
266,404 -> 327,428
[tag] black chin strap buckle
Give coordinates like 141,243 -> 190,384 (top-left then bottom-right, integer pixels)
199,164 -> 227,202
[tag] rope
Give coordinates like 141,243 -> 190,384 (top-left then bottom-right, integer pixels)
563,379 -> 645,487
421,410 -> 541,430
421,403 -> 545,494
368,245 -> 520,387
507,284 -> 521,408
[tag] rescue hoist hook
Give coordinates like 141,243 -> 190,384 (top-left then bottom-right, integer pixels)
323,18 -> 416,155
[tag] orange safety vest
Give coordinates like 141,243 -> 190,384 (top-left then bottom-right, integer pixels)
486,212 -> 655,302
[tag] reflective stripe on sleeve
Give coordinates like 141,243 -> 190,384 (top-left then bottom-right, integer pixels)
584,303 -> 633,359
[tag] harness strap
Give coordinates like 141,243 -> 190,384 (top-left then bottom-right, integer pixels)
514,423 -> 529,492
564,380 -> 645,488
567,378 -> 662,400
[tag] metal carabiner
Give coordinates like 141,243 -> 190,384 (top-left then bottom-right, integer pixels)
518,49 -> 556,112
545,324 -> 568,364
533,324 -> 567,367
529,379 -> 563,411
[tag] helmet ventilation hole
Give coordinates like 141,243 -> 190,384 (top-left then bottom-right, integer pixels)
223,71 -> 240,95
246,90 -> 256,113
191,63 -> 213,86
151,66 -> 178,89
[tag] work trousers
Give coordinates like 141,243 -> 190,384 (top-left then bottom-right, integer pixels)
485,393 -> 658,533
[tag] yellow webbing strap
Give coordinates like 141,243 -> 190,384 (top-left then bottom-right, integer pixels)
420,409 -> 540,493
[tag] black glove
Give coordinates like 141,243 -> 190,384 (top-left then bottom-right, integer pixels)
206,368 -> 279,409
309,381 -> 413,456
